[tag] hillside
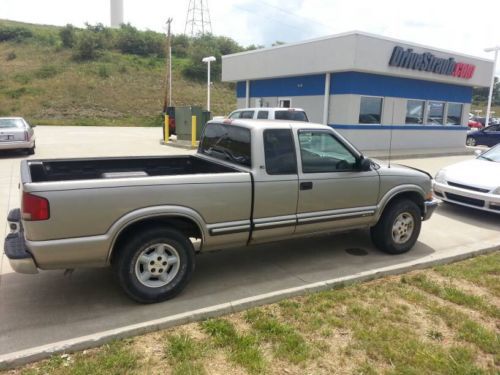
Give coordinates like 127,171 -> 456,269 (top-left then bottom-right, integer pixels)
0,20 -> 237,126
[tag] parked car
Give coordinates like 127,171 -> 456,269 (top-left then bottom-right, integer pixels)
433,144 -> 500,214
0,117 -> 35,155
466,125 -> 500,147
228,107 -> 309,122
467,119 -> 483,130
5,119 -> 437,303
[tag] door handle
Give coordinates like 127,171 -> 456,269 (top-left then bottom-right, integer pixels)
300,181 -> 313,190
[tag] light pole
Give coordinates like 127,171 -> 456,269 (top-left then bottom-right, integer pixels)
484,46 -> 500,127
202,56 -> 216,112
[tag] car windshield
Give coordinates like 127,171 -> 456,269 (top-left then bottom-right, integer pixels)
0,118 -> 24,129
274,110 -> 308,122
478,145 -> 500,163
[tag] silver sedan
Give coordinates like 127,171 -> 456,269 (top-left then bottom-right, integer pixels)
433,145 -> 500,214
0,117 -> 36,154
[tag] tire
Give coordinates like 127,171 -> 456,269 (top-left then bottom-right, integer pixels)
466,137 -> 476,146
370,199 -> 422,255
113,227 -> 195,303
27,142 -> 35,155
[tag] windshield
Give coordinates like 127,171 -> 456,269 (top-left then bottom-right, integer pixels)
199,123 -> 251,167
274,110 -> 308,122
0,118 -> 24,129
478,145 -> 500,162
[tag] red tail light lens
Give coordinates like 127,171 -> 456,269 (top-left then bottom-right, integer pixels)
22,192 -> 50,221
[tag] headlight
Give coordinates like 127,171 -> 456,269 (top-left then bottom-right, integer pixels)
434,170 -> 447,184
492,187 -> 500,195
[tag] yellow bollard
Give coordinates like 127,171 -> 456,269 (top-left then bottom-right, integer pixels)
164,115 -> 169,143
191,115 -> 197,148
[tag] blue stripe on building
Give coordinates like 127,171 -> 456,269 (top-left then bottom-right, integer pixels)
236,71 -> 473,103
330,72 -> 473,103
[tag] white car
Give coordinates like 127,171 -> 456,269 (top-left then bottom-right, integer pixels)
0,117 -> 36,155
433,145 -> 500,214
228,107 -> 309,122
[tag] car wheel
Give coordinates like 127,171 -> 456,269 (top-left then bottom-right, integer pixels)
113,227 -> 195,303
370,199 -> 421,255
466,137 -> 476,146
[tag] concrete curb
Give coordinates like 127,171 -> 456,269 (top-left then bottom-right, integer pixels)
0,243 -> 498,370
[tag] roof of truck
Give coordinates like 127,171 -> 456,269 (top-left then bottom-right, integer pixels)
207,119 -> 330,130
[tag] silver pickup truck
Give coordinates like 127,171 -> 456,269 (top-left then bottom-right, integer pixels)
5,120 -> 438,303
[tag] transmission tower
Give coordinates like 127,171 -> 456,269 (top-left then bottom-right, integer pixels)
184,0 -> 212,36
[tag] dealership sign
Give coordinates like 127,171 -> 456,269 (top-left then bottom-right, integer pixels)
389,46 -> 475,79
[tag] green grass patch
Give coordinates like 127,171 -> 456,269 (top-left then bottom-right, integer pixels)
21,341 -> 138,375
406,274 -> 500,319
165,334 -> 207,375
434,253 -> 500,297
201,319 -> 266,374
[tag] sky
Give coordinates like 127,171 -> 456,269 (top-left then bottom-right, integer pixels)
1,0 -> 499,74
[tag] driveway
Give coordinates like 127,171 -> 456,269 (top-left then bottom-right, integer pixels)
1,126 -> 498,361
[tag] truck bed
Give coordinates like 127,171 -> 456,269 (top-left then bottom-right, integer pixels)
26,155 -> 238,182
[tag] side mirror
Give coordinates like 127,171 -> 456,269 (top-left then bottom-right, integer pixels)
360,157 -> 372,171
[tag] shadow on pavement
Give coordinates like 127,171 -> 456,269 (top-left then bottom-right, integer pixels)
436,202 -> 500,230
0,228 -> 436,354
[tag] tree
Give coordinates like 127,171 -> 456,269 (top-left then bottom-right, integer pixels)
59,24 -> 76,48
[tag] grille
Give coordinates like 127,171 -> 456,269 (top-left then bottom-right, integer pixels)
445,193 -> 484,207
447,181 -> 490,193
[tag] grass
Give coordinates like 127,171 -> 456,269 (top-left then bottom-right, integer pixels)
4,252 -> 499,375
0,20 -> 237,126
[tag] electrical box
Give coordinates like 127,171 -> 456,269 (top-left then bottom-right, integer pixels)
174,106 -> 211,141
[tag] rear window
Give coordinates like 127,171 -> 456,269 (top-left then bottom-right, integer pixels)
264,129 -> 297,175
199,123 -> 251,167
0,118 -> 24,129
274,110 -> 308,122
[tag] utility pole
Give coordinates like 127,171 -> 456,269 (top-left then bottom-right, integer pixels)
163,18 -> 173,113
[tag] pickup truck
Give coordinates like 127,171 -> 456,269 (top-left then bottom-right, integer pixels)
5,120 -> 438,303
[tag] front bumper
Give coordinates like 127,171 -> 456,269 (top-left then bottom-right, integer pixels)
4,209 -> 38,274
423,198 -> 439,221
433,181 -> 500,214
0,139 -> 34,150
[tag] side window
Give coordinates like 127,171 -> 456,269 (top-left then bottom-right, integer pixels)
228,111 -> 241,119
264,129 -> 297,175
257,111 -> 269,119
240,111 -> 255,119
298,131 -> 357,173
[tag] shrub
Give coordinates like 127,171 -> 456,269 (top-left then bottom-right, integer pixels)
73,32 -> 102,61
59,24 -> 76,48
34,65 -> 59,79
116,24 -> 165,57
6,51 -> 16,61
98,64 -> 110,78
0,26 -> 33,42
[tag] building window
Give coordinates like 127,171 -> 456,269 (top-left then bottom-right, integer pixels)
447,103 -> 463,125
427,101 -> 444,125
279,98 -> 291,108
359,96 -> 383,124
405,100 -> 425,124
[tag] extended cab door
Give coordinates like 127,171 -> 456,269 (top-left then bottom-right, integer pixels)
294,129 -> 380,235
251,128 -> 299,243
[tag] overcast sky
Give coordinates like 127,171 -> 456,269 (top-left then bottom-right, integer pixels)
1,0 -> 499,74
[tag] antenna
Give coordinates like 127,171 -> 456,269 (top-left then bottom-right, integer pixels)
184,0 -> 212,36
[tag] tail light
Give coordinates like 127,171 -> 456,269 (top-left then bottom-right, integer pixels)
22,192 -> 50,221
24,131 -> 29,141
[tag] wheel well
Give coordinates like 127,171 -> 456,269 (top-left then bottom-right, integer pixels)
110,216 -> 203,263
384,191 -> 425,217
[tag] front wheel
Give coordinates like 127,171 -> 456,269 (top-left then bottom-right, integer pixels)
466,137 -> 476,146
371,199 -> 422,254
113,227 -> 195,303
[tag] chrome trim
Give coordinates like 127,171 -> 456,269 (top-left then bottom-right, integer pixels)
297,206 -> 376,225
423,198 -> 439,221
8,257 -> 39,274
207,220 -> 251,236
253,215 -> 297,230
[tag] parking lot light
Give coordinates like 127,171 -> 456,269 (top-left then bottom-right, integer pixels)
484,46 -> 500,128
202,56 -> 216,112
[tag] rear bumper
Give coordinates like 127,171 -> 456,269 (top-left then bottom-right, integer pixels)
0,139 -> 34,150
423,198 -> 439,221
4,209 -> 38,274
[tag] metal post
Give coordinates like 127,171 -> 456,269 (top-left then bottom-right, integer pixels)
164,115 -> 169,143
207,60 -> 211,111
191,115 -> 197,147
163,18 -> 173,113
322,73 -> 331,125
245,80 -> 250,108
485,48 -> 499,128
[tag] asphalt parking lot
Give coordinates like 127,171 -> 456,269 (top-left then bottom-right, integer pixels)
0,126 -> 499,365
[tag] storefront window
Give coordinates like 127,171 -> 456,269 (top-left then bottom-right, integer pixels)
427,101 -> 444,125
447,103 -> 463,125
405,100 -> 425,124
359,97 -> 383,124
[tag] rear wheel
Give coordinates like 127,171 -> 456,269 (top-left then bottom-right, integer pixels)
371,199 -> 421,254
27,142 -> 35,155
466,137 -> 476,146
113,227 -> 195,303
